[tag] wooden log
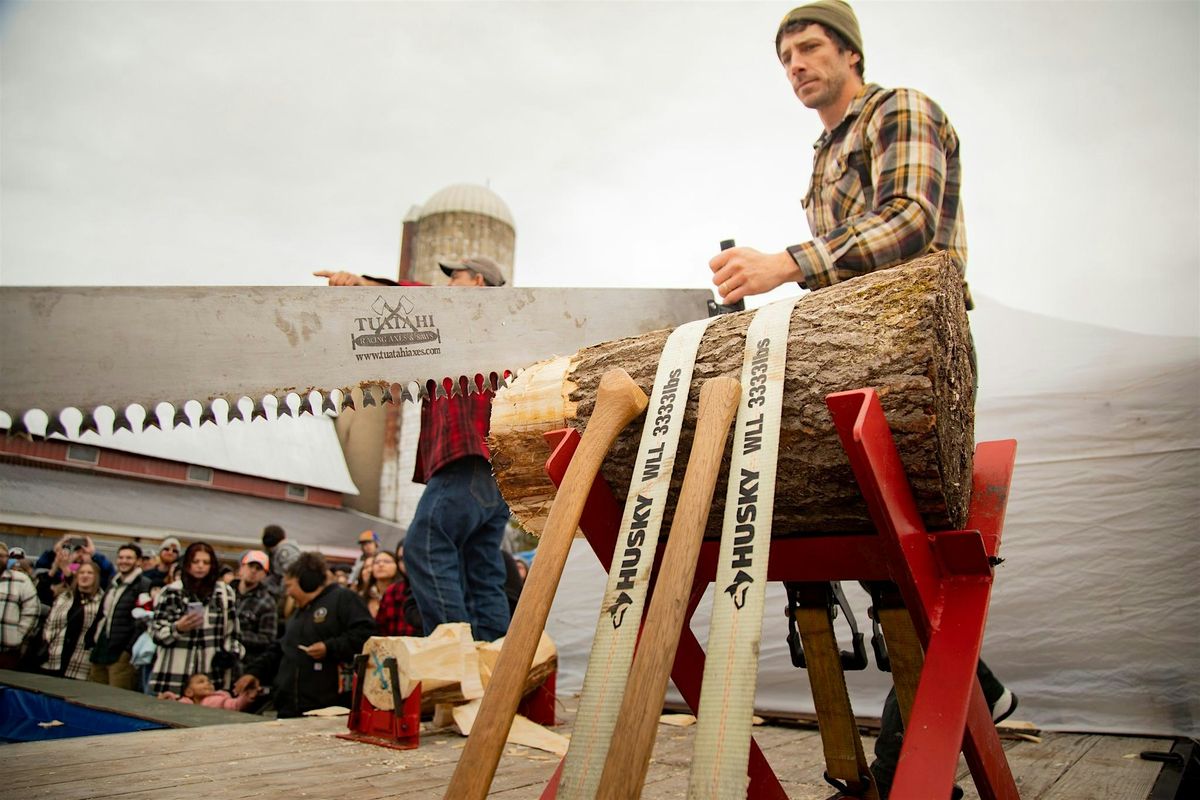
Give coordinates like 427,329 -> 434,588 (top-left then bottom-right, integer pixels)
490,253 -> 975,536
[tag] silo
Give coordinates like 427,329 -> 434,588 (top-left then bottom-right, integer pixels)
403,183 -> 516,285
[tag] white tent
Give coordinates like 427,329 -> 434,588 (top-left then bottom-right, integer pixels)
545,297 -> 1200,737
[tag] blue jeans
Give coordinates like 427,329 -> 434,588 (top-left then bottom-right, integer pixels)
404,456 -> 512,643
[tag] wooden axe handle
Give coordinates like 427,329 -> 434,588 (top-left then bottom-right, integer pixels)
444,368 -> 648,800
596,376 -> 741,800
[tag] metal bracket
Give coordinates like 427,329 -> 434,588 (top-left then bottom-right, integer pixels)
784,582 -> 869,671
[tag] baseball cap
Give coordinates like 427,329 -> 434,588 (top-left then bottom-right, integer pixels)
241,550 -> 270,571
438,256 -> 506,287
357,530 -> 379,545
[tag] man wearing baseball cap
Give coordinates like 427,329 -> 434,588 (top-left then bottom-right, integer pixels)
707,4 -> 1012,798
234,550 -> 277,667
437,256 -> 506,287
348,530 -> 379,586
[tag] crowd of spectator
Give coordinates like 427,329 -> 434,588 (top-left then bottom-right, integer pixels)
0,525 -> 527,718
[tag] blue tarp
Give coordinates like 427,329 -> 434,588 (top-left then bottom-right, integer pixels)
0,686 -> 165,743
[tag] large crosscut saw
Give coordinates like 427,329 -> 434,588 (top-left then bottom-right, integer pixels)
0,285 -> 710,435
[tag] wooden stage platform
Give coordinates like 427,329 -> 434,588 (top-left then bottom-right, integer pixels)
3,692 -> 1176,799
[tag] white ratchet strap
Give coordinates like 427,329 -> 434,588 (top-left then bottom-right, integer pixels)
688,296 -> 799,799
557,316 -> 715,800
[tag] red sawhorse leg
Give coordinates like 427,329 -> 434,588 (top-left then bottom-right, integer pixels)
826,388 -> 1020,800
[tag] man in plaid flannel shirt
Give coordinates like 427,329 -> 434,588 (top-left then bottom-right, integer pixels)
317,257 -> 514,643
709,4 -> 1014,798
709,0 -> 971,312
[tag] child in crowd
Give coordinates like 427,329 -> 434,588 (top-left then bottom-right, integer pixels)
158,672 -> 258,712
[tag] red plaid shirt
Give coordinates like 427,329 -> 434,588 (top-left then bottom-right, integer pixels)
413,376 -> 494,484
375,580 -> 418,637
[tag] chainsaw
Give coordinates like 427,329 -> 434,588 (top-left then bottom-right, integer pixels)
0,285 -> 710,436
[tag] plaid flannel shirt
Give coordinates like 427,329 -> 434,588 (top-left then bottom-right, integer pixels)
413,377 -> 494,483
375,580 -> 418,637
0,570 -> 39,650
149,581 -> 242,695
43,590 -> 102,680
790,83 -> 972,309
235,581 -> 278,660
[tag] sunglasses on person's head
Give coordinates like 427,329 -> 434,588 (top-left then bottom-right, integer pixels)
161,546 -> 178,552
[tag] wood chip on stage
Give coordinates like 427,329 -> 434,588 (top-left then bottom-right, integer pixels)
489,252 -> 975,537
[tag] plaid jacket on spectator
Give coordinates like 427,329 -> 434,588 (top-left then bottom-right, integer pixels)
789,83 -> 972,309
149,581 -> 242,694
0,569 -> 39,650
375,580 -> 419,637
43,589 -> 102,680
235,581 -> 277,662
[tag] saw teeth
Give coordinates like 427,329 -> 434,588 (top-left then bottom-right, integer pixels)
172,406 -> 190,429
8,415 -> 30,438
79,411 -> 99,436
142,403 -> 163,431
113,411 -> 133,434
320,393 -> 337,415
45,414 -> 68,439
340,390 -> 354,412
361,387 -> 377,407
251,399 -> 268,422
198,404 -> 217,427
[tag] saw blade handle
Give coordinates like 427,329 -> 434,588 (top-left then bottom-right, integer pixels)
708,239 -> 746,317
444,368 -> 649,800
596,376 -> 742,800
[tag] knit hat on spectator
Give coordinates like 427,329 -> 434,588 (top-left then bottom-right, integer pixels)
160,536 -> 182,552
241,550 -> 270,571
775,0 -> 864,71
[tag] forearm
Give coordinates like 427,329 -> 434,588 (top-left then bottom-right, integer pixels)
787,196 -> 935,289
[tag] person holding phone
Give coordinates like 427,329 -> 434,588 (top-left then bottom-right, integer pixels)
147,542 -> 242,696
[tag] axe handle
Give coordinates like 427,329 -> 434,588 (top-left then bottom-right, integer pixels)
596,376 -> 741,800
444,368 -> 648,800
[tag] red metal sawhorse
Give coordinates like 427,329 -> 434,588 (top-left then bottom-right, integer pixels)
538,387 -> 1020,799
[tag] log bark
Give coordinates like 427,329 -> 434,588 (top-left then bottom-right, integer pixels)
489,253 -> 975,537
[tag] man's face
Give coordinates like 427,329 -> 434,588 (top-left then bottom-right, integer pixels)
116,548 -> 139,575
239,561 -> 265,589
360,540 -> 378,558
159,543 -> 179,566
448,269 -> 484,288
778,25 -> 860,111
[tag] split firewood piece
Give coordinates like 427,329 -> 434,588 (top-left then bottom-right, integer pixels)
452,698 -> 570,757
490,252 -> 975,537
361,622 -> 481,711
361,624 -> 558,715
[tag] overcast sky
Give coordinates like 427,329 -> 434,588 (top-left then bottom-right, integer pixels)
2,0 -> 1198,338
